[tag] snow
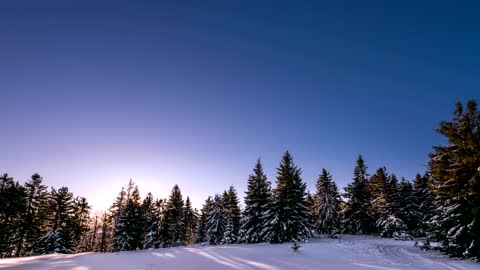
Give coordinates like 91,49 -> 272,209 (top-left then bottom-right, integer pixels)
1,236 -> 479,270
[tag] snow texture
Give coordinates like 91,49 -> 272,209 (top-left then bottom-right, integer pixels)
1,235 -> 479,270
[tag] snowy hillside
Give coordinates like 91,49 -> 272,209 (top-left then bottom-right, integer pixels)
1,236 -> 479,270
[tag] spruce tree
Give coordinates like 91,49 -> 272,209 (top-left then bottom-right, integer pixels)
182,197 -> 198,245
71,197 -> 91,252
262,151 -> 312,243
222,186 -> 241,244
15,174 -> 48,257
428,99 -> 480,259
110,186 -> 127,252
196,196 -> 213,243
412,173 -> 435,236
143,192 -> 160,249
159,185 -> 185,247
375,173 -> 408,237
0,174 -> 26,257
313,169 -> 340,235
205,194 -> 225,245
341,155 -> 375,234
34,187 -> 76,255
240,159 -> 272,243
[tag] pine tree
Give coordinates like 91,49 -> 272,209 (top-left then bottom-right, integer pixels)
143,192 -> 160,249
98,212 -> 110,252
0,174 -> 26,257
341,155 -> 375,234
205,194 -> 225,245
196,196 -> 213,243
222,186 -> 241,244
428,99 -> 480,259
313,169 -> 340,235
239,159 -> 272,243
112,180 -> 144,251
182,197 -> 198,245
375,173 -> 408,237
15,174 -> 48,257
262,151 -> 312,243
412,173 -> 435,236
71,197 -> 91,252
34,187 -> 76,255
159,185 -> 185,247
110,186 -> 127,252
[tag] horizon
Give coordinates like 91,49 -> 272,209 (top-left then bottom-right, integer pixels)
2,1 -> 479,211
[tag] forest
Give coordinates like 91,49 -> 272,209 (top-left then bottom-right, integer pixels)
1,99 -> 479,260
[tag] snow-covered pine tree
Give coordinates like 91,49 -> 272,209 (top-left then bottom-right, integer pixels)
142,192 -> 160,249
262,151 -> 313,243
15,174 -> 48,257
396,178 -> 416,235
370,169 -> 408,237
313,169 -> 340,235
412,173 -> 435,236
110,186 -> 126,252
98,212 -> 110,252
0,174 -> 26,258
195,196 -> 213,243
159,185 -> 185,247
341,155 -> 375,234
428,99 -> 480,259
111,180 -> 144,251
222,186 -> 241,244
205,194 -> 225,245
71,197 -> 91,252
34,187 -> 76,255
182,196 -> 198,245
239,159 -> 272,243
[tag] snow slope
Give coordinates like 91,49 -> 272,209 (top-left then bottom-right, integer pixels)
1,236 -> 479,270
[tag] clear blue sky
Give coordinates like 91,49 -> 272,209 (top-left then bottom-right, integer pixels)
1,1 -> 479,210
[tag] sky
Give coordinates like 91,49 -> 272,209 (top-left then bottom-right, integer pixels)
1,1 -> 479,211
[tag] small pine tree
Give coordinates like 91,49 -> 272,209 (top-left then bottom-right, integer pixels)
142,193 -> 160,249
262,151 -> 313,243
222,186 -> 241,244
0,174 -> 26,257
313,169 -> 340,235
182,197 -> 198,245
159,185 -> 185,247
239,159 -> 272,243
196,197 -> 213,243
15,174 -> 48,257
341,155 -> 375,234
205,194 -> 225,245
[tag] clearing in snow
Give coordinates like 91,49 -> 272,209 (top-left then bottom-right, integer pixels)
1,236 -> 479,270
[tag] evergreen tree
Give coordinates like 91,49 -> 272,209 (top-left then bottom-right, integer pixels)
428,99 -> 480,259
159,185 -> 185,247
143,192 -> 160,249
262,151 -> 312,243
195,196 -> 213,243
98,213 -> 110,252
0,174 -> 26,257
112,180 -> 144,251
412,173 -> 435,236
313,169 -> 340,235
34,187 -> 76,255
239,159 -> 272,243
205,194 -> 225,245
222,186 -> 241,244
375,173 -> 408,237
397,178 -> 416,234
182,197 -> 198,245
71,197 -> 91,252
341,155 -> 375,234
15,174 -> 48,257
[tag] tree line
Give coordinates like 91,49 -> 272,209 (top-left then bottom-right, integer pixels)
1,99 -> 478,260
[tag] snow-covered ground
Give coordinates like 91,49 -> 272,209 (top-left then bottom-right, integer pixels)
1,236 -> 479,270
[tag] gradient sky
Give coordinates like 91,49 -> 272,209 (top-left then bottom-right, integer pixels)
1,1 -> 479,210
